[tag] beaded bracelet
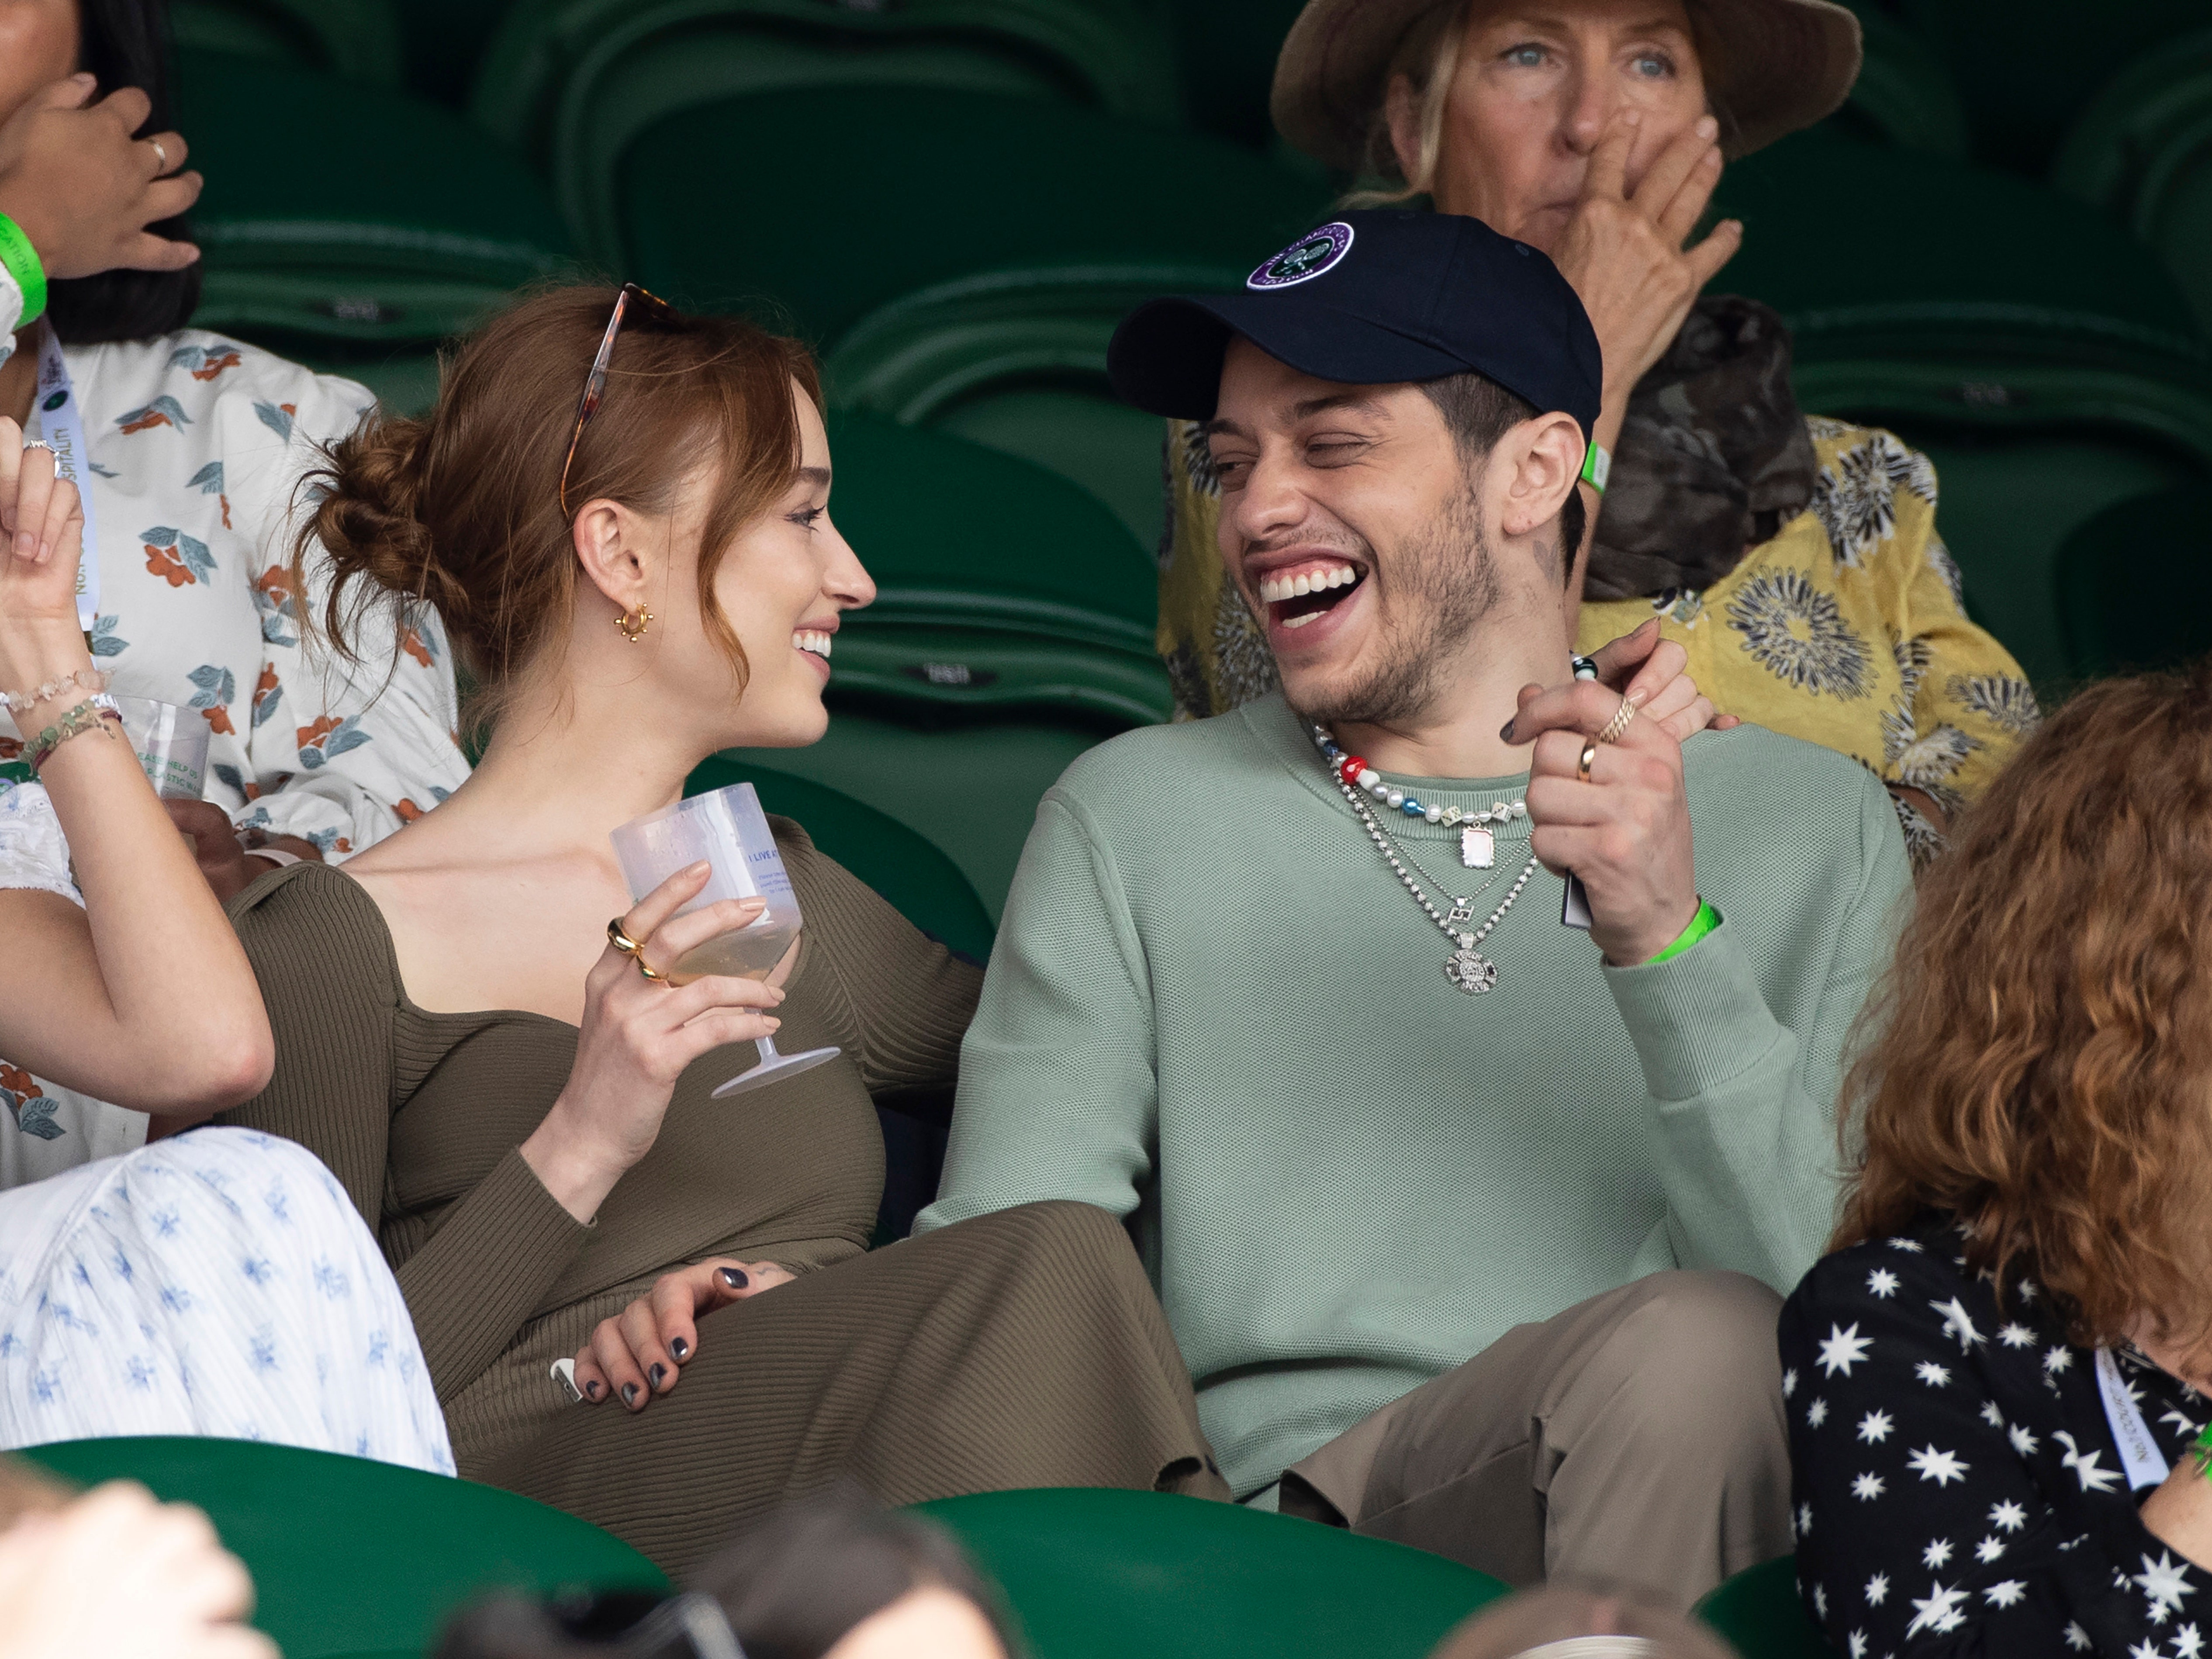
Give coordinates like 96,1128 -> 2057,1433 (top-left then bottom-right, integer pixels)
2,666 -> 110,717
25,698 -> 121,770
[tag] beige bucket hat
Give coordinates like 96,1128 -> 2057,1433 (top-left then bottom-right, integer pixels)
1272,0 -> 1863,171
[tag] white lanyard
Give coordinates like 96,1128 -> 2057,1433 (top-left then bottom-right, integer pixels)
28,323 -> 100,630
2096,1347 -> 2172,1490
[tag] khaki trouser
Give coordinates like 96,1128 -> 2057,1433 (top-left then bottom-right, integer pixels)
1279,1270 -> 1792,1608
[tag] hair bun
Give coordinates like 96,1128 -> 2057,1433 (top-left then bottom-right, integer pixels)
297,410 -> 474,655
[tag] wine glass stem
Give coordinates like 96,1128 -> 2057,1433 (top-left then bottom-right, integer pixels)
756,1033 -> 783,1062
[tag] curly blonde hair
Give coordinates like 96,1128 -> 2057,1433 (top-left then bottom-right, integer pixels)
1835,663 -> 2212,1360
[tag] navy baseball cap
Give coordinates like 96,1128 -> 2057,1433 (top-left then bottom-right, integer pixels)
1107,210 -> 1603,438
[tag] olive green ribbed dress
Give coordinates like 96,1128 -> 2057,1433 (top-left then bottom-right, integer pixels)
219,821 -> 1224,1573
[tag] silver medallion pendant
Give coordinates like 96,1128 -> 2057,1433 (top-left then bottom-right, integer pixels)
1445,944 -> 1498,994
1460,825 -> 1495,869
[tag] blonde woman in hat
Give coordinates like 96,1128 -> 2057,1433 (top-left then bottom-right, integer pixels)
1159,0 -> 2035,870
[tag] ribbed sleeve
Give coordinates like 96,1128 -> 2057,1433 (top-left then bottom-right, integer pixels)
774,818 -> 981,1097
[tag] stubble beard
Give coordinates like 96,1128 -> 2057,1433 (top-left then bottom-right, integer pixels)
1286,483 -> 1499,731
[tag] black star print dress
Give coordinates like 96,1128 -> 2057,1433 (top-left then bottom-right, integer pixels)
1780,1216 -> 2212,1658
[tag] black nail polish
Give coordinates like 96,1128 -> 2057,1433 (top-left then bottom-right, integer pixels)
621,1383 -> 638,1406
720,1267 -> 748,1289
670,1337 -> 689,1360
649,1363 -> 667,1389
1500,721 -> 1516,742
585,1380 -> 602,1400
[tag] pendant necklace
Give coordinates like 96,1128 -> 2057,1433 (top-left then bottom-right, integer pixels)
1310,724 -> 1541,995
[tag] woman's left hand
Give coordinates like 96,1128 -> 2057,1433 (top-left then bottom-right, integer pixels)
572,1257 -> 795,1411
1553,618 -> 1737,744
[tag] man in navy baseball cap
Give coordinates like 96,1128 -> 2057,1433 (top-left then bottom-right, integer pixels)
924,210 -> 1908,1597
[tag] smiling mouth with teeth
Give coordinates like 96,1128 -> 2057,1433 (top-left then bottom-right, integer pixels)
793,629 -> 833,661
1256,562 -> 1364,631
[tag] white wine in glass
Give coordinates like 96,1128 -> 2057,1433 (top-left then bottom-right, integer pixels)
609,783 -> 840,1098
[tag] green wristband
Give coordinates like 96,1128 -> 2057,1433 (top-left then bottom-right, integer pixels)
2191,1421 -> 2212,1479
0,214 -> 47,326
1648,899 -> 1721,966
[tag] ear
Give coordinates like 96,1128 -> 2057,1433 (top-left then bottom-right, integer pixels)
1494,412 -> 1584,543
570,497 -> 653,617
1385,73 -> 1423,181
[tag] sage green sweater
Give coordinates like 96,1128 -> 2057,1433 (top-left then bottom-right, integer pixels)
917,692 -> 1911,1500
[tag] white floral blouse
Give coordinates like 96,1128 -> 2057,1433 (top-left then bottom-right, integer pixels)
0,277 -> 469,1184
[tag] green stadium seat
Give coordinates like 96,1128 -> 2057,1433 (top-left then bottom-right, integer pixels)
617,85 -> 1328,348
829,264 -> 1247,554
708,414 -> 1170,917
172,50 -> 575,372
2053,28 -> 2212,337
912,1488 -> 1511,1659
19,1437 -> 667,1659
1694,1556 -> 1829,1659
1166,0 -> 1306,150
471,0 -> 1187,267
1713,127 -> 2212,687
1897,0 -> 2206,175
170,0 -> 402,84
391,0 -> 517,107
1825,3 -> 1969,157
2055,482 -> 2212,680
729,705 -> 1128,925
682,753 -> 995,962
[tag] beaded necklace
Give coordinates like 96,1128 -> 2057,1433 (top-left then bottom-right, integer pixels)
1310,724 -> 1541,995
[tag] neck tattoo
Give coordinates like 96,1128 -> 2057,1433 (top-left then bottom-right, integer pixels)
1309,723 -> 1541,995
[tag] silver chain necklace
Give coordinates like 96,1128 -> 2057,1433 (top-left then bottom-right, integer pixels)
1337,777 -> 1541,995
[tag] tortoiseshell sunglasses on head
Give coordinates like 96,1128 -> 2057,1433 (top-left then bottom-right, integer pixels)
558,282 -> 677,518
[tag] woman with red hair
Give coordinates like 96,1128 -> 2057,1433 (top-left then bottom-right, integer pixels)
1783,663 -> 2212,1656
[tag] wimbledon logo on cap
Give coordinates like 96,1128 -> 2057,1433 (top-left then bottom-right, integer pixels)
1247,221 -> 1355,291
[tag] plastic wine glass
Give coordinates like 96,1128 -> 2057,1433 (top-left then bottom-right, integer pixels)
111,695 -> 210,800
609,783 -> 840,1098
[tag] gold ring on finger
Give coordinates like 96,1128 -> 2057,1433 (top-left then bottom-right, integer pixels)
635,955 -> 671,984
606,917 -> 644,956
1577,739 -> 1599,785
1596,695 -> 1636,746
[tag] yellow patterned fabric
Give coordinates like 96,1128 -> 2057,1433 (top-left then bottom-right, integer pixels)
1157,416 -> 2038,867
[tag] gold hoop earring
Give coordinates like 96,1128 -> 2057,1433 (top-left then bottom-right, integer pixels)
615,605 -> 653,643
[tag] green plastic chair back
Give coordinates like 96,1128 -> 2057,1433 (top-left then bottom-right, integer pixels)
829,263 -> 1252,555
170,0 -> 403,83
1824,3 -> 1969,157
1167,0 -> 1306,148
19,1437 -> 667,1659
391,0 -> 518,106
471,0 -> 1185,269
682,753 -> 995,961
2053,28 -> 2212,338
1712,127 -> 2212,687
1694,1556 -> 1829,1659
913,1488 -> 1512,1659
1898,0 -> 2206,174
173,50 -> 575,357
727,705 -> 1130,923
619,85 -> 1328,348
2056,482 -> 2212,679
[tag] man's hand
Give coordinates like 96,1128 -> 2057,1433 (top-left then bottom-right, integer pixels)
1548,111 -> 1739,408
0,77 -> 201,282
1514,678 -> 1701,967
163,800 -> 321,905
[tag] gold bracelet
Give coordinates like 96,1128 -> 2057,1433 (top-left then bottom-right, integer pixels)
26,698 -> 121,769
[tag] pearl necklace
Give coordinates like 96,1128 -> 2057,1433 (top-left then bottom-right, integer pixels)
1310,724 -> 1541,995
1307,724 -> 1526,868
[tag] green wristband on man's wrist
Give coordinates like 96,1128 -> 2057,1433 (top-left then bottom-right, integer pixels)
1648,899 -> 1721,966
0,214 -> 47,326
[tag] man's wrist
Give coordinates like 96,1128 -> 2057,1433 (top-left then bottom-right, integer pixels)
1647,899 -> 1721,966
